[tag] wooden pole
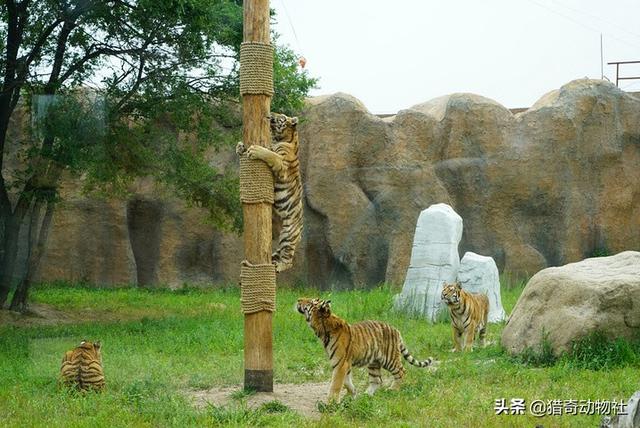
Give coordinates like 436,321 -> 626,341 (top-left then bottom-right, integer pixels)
242,0 -> 273,392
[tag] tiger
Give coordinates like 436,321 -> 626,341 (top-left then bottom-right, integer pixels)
441,281 -> 489,352
236,112 -> 303,273
59,340 -> 105,391
296,298 -> 434,402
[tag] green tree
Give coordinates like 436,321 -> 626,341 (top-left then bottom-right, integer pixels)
0,0 -> 317,311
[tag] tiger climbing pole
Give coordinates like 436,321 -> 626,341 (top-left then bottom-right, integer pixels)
240,0 -> 275,392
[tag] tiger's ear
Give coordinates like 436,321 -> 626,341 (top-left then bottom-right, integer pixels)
290,116 -> 298,127
319,299 -> 331,314
455,282 -> 462,290
94,341 -> 101,350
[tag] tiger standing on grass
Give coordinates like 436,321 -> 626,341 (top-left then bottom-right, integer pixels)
60,340 -> 105,391
441,281 -> 489,352
296,298 -> 434,402
236,112 -> 303,273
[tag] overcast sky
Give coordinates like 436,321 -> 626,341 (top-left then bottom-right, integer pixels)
271,0 -> 640,114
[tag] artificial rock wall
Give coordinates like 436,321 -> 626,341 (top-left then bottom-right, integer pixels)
15,79 -> 640,288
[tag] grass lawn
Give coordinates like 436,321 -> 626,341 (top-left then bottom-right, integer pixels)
0,282 -> 637,427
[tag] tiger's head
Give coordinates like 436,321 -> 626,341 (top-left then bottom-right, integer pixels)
441,282 -> 462,306
296,297 -> 331,325
270,112 -> 298,142
78,340 -> 102,360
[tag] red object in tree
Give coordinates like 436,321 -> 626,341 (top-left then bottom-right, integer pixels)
298,57 -> 307,69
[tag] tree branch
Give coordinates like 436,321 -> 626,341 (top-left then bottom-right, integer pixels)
112,52 -> 146,112
19,18 -> 64,71
59,45 -> 147,84
44,20 -> 77,93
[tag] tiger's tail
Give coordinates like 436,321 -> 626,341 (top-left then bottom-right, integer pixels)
400,342 -> 433,368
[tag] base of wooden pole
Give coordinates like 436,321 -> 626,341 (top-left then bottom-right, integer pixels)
244,369 -> 273,392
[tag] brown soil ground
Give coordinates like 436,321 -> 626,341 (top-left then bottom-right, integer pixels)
0,303 -> 81,327
190,383 -> 331,419
0,302 -> 225,327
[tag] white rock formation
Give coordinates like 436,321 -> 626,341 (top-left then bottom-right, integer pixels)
457,252 -> 506,322
601,390 -> 640,428
394,203 -> 462,321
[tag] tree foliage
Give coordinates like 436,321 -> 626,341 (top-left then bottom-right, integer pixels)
4,0 -> 316,228
0,0 -> 317,308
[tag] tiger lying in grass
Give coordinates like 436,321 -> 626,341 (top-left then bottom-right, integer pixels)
441,281 -> 489,352
296,298 -> 434,402
59,340 -> 105,391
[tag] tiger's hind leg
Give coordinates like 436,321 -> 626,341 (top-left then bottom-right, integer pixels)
366,363 -> 382,395
272,213 -> 302,273
343,369 -> 356,397
386,357 -> 406,391
478,323 -> 487,348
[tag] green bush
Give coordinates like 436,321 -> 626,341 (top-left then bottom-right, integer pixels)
562,331 -> 640,370
512,332 -> 558,367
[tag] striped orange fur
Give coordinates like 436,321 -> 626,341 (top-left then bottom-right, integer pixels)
296,298 -> 433,402
60,340 -> 105,391
441,281 -> 489,352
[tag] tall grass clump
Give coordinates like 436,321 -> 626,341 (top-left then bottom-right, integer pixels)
562,331 -> 640,370
512,332 -> 558,367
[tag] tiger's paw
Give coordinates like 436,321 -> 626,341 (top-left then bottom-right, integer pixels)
247,145 -> 284,173
273,260 -> 292,273
246,144 -> 270,160
365,384 -> 380,396
235,142 -> 246,156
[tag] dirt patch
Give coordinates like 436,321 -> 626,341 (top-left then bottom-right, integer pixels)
0,303 -> 80,327
190,383 -> 330,419
0,302 -> 226,327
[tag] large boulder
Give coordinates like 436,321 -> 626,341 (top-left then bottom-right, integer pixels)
393,203 -> 462,321
501,251 -> 640,355
457,252 -> 506,322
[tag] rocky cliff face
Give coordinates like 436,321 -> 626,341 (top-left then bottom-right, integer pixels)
24,79 -> 640,288
298,79 -> 640,288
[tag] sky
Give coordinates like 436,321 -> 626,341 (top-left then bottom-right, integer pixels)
271,0 -> 640,114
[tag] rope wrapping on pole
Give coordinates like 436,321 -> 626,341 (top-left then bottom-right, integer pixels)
239,155 -> 274,204
240,42 -> 275,96
240,260 -> 276,314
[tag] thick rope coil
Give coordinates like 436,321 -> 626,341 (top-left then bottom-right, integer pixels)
239,155 -> 274,204
239,42 -> 274,96
240,260 -> 276,314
